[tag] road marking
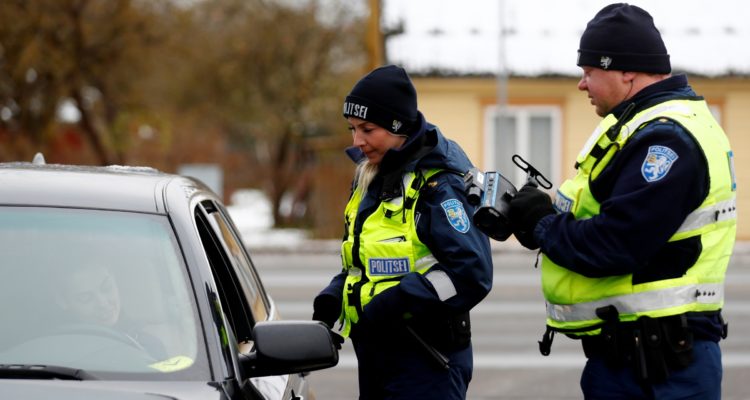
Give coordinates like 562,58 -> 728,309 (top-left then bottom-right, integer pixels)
327,352 -> 750,369
274,300 -> 750,316
258,271 -> 750,288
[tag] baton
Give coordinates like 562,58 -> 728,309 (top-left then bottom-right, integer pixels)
406,325 -> 450,370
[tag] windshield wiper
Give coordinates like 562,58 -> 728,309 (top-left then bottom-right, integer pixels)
0,364 -> 97,380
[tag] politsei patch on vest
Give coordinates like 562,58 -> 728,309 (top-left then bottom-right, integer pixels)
441,199 -> 470,233
369,257 -> 410,275
641,145 -> 679,182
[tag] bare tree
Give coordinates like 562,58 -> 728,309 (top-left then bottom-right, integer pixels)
182,0 -> 366,226
0,0 -> 65,156
0,0 -> 167,164
0,0 -> 368,232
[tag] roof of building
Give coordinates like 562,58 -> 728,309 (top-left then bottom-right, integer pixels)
383,0 -> 750,77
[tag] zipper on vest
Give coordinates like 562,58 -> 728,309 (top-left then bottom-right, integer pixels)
349,193 -> 380,316
378,235 -> 406,243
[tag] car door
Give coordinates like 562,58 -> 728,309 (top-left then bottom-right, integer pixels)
194,199 -> 308,400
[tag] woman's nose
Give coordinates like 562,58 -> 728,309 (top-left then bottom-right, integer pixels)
352,130 -> 365,146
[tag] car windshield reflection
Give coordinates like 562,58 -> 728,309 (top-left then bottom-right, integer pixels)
0,207 -> 208,379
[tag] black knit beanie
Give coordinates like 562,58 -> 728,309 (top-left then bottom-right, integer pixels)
343,65 -> 419,136
577,3 -> 671,74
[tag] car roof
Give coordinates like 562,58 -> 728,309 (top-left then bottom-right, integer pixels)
0,160 -> 202,214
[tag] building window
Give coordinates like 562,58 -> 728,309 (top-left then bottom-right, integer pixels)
484,105 -> 562,187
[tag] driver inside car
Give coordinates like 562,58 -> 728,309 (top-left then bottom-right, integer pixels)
55,261 -> 168,360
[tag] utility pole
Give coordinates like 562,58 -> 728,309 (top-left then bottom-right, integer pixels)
366,0 -> 384,70
497,0 -> 508,120
495,0 -> 510,173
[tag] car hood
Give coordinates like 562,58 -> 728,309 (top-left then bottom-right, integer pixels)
0,380 -> 226,400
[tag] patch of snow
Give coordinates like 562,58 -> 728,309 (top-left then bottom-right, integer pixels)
226,189 -> 309,250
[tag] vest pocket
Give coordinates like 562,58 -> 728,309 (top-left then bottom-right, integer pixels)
341,241 -> 353,269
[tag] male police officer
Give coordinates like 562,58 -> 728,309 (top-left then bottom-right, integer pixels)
508,4 -> 737,399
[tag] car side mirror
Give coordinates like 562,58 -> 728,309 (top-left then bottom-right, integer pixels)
239,320 -> 339,378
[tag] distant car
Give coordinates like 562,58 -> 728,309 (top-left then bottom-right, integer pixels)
0,155 -> 338,400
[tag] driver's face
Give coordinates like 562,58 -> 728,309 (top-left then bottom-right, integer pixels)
59,266 -> 121,327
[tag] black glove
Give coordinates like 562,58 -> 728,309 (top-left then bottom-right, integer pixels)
330,330 -> 345,350
312,293 -> 342,329
362,285 -> 407,326
509,183 -> 555,250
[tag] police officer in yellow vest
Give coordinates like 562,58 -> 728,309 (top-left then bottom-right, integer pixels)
312,65 -> 493,399
507,4 -> 737,399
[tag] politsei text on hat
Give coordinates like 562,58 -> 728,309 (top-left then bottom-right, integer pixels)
343,102 -> 368,119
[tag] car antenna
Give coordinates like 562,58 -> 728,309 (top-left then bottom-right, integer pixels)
32,152 -> 46,165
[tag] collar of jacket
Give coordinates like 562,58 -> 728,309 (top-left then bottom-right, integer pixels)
378,133 -> 436,201
611,74 -> 693,119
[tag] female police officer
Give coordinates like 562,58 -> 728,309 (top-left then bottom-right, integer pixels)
312,65 -> 493,399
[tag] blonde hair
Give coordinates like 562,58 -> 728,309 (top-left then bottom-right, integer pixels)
354,159 -> 379,197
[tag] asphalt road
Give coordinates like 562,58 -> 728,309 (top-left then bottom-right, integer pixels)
251,242 -> 750,400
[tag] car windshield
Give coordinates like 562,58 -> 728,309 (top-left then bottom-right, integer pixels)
0,207 -> 209,379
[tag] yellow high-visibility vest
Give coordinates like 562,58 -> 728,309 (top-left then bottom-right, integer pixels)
339,169 -> 442,337
543,99 -> 737,335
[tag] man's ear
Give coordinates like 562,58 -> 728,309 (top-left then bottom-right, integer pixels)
622,71 -> 637,83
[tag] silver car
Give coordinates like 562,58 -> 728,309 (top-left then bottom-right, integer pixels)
0,156 -> 338,399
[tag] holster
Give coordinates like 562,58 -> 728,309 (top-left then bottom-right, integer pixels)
593,305 -> 621,365
582,309 -> 695,384
659,314 -> 694,370
634,316 -> 669,382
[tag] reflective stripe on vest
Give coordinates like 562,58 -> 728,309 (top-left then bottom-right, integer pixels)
547,283 -> 724,324
675,198 -> 737,235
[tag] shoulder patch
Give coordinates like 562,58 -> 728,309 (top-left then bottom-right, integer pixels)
641,145 -> 679,182
440,199 -> 470,233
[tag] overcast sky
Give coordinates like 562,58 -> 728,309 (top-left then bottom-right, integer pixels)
382,0 -> 750,76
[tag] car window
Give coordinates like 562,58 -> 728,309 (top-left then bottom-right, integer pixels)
0,207 -> 209,379
195,201 -> 290,400
195,204 -> 254,347
213,202 -> 271,319
198,201 -> 270,323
